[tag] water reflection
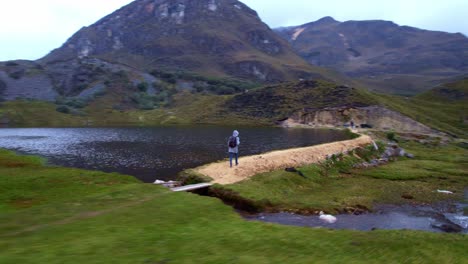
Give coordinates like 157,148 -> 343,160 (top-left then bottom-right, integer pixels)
0,127 -> 349,182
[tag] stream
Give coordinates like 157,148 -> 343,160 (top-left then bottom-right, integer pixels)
245,190 -> 468,234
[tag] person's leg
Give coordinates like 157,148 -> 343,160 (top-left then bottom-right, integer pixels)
235,152 -> 239,166
229,152 -> 233,167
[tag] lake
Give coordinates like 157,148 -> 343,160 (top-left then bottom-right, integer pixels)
0,127 -> 350,182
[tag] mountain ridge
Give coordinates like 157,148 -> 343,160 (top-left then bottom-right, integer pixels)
275,16 -> 468,95
40,0 -> 326,83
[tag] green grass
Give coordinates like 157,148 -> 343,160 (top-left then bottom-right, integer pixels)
372,79 -> 468,137
1,78 -> 466,141
0,100 -> 87,127
1,148 -> 467,263
0,92 -> 269,127
222,141 -> 468,213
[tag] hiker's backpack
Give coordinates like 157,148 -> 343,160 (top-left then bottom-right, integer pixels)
228,136 -> 237,148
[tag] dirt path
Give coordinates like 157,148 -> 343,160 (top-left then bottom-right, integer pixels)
195,134 -> 374,185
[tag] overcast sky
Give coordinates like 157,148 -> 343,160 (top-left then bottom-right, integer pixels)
0,0 -> 467,61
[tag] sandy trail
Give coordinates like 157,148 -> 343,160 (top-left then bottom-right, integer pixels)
195,135 -> 374,185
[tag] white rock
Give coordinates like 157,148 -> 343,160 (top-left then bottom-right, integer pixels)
437,190 -> 453,194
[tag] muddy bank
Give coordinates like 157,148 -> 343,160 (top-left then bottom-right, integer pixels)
194,134 -> 374,184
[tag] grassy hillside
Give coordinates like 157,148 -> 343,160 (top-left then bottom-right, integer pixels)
1,78 -> 466,138
374,79 -> 468,137
1,149 -> 467,263
225,80 -> 378,119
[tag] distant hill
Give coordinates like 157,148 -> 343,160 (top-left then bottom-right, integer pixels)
276,17 -> 468,95
224,78 -> 467,137
372,77 -> 468,137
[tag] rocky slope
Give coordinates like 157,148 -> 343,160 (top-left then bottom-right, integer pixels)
41,0 -> 325,83
0,0 -> 344,105
276,17 -> 468,95
280,106 -> 435,134
224,79 -> 459,135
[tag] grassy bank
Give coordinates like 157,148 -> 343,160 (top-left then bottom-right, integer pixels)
1,148 -> 467,263
0,94 -> 269,127
1,79 -> 466,139
217,138 -> 468,214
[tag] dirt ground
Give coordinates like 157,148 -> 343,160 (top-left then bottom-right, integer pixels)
195,135 -> 374,184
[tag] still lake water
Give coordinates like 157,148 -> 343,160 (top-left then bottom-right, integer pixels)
0,127 -> 350,182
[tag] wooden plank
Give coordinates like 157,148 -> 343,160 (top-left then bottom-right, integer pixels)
171,183 -> 213,192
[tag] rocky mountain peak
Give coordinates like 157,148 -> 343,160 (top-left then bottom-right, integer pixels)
97,0 -> 259,26
35,0 -> 324,90
314,16 -> 339,25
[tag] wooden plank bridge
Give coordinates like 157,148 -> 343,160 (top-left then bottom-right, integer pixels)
171,183 -> 213,192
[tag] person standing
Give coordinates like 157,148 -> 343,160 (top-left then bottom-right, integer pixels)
228,130 -> 240,167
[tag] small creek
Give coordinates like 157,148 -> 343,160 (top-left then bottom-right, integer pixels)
244,190 -> 468,234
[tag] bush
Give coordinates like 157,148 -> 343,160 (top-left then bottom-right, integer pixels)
177,169 -> 213,185
344,129 -> 360,139
5,61 -> 18,67
9,70 -> 25,80
129,92 -> 161,110
65,98 -> 87,109
0,79 -> 6,92
354,144 -> 383,162
150,69 -> 260,95
137,82 -> 148,92
386,132 -> 397,142
56,105 -> 71,114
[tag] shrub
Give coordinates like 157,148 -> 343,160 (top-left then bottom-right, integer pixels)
344,128 -> 360,139
9,70 -> 25,80
137,82 -> 148,92
0,79 -> 6,92
129,92 -> 159,110
65,98 -> 87,109
5,61 -> 19,67
386,132 -> 397,142
177,169 -> 213,185
56,105 -> 71,114
150,69 -> 259,95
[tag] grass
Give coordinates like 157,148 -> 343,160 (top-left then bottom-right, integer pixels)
0,100 -> 86,127
0,93 -> 267,127
1,78 -> 466,141
221,140 -> 468,214
1,147 -> 467,263
372,78 -> 468,137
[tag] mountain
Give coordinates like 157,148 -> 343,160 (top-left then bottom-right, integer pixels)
0,0 -> 349,107
276,17 -> 468,95
41,0 -> 329,83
